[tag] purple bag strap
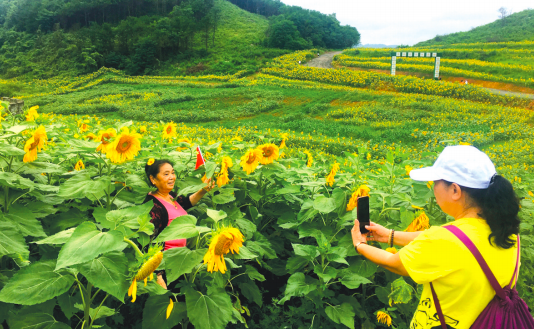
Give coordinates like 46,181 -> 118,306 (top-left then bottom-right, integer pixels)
429,282 -> 447,329
430,226 -> 521,329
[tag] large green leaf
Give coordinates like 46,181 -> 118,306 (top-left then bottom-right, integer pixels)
278,273 -> 318,304
0,143 -> 25,156
2,204 -> 46,238
206,209 -> 227,222
292,243 -> 319,261
103,201 -> 154,234
34,228 -> 75,245
7,302 -> 71,329
142,295 -> 186,329
348,259 -> 378,278
0,260 -> 75,305
154,215 -> 210,242
313,195 -> 337,213
163,247 -> 205,283
19,162 -> 65,175
239,282 -> 262,307
0,172 -> 34,189
0,220 -> 29,259
184,287 -> 234,329
244,265 -> 265,282
56,221 -> 126,270
57,173 -> 110,201
388,277 -> 413,306
340,270 -> 372,289
76,251 -> 130,303
212,193 -> 236,205
325,303 -> 355,329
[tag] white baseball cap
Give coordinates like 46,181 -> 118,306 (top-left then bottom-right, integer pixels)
409,145 -> 496,189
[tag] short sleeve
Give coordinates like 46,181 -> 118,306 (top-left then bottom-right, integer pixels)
398,226 -> 461,284
174,193 -> 193,210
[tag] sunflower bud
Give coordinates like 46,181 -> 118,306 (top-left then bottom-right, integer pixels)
135,251 -> 163,281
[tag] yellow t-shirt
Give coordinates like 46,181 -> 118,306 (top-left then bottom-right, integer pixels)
398,218 -> 519,329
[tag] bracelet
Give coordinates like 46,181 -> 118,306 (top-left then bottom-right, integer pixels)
387,230 -> 393,246
355,241 -> 367,254
390,229 -> 395,248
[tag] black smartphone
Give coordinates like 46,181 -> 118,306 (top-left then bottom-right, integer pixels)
357,196 -> 370,234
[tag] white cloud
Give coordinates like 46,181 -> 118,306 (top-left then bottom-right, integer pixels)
279,0 -> 533,45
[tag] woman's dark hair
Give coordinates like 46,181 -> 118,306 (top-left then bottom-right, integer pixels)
145,159 -> 174,187
444,175 -> 520,249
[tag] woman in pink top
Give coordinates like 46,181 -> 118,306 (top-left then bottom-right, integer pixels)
144,159 -> 212,288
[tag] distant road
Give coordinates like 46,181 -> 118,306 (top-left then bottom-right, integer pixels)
307,52 -> 534,100
305,51 -> 342,69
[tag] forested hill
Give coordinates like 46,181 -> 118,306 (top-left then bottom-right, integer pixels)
0,0 -> 360,79
416,9 -> 534,46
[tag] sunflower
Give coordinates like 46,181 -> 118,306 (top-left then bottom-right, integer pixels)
203,226 -> 244,274
256,143 -> 279,165
376,310 -> 392,327
166,298 -> 174,319
85,133 -> 98,141
79,123 -> 89,133
96,128 -> 117,153
74,160 -> 85,171
163,122 -> 177,140
405,165 -> 413,176
217,156 -> 233,187
139,126 -> 147,133
147,158 -> 155,166
279,139 -> 286,149
325,162 -> 340,187
405,211 -> 430,232
128,250 -> 162,303
23,126 -> 47,163
240,149 -> 263,174
346,185 -> 371,211
105,127 -> 142,164
176,137 -> 192,151
385,247 -> 397,254
427,181 -> 434,189
304,150 -> 313,167
25,106 -> 39,121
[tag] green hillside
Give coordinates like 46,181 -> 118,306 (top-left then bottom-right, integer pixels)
416,9 -> 534,46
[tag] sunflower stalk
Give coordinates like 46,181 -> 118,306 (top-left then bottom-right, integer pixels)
124,238 -> 144,258
3,156 -> 14,213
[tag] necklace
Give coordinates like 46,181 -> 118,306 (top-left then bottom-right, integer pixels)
155,191 -> 177,209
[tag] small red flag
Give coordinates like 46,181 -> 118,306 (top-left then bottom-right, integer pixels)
195,146 -> 206,169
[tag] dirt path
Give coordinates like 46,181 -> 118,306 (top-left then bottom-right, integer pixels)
305,51 -> 342,69
306,52 -> 534,100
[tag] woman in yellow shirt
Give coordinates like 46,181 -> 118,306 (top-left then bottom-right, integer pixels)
351,145 -> 521,329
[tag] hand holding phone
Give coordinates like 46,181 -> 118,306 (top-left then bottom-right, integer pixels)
357,196 -> 370,234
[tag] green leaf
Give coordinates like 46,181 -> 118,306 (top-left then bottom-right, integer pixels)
184,287 -> 234,329
292,243 -> 319,261
2,204 -> 46,238
104,202 -> 154,234
56,221 -> 126,270
34,228 -> 75,245
154,215 -> 211,242
239,282 -> 262,307
313,196 -> 337,213
286,256 -> 309,274
279,273 -> 317,304
388,277 -> 413,306
340,270 -> 372,289
348,259 -> 378,278
212,193 -> 236,204
178,183 -> 206,196
57,173 -> 110,201
0,260 -> 75,305
142,295 -> 186,329
275,185 -> 301,195
325,303 -> 355,329
90,305 -> 116,321
0,143 -> 25,156
19,162 -> 65,175
206,209 -> 227,222
163,248 -> 205,283
232,246 -> 258,260
246,233 -> 276,259
0,172 -> 34,189
7,303 -> 71,329
76,251 -> 130,303
244,265 -> 265,282
0,220 -> 29,259
313,265 -> 338,282
57,292 -> 81,319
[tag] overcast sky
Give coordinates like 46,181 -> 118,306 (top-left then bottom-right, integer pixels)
279,0 -> 533,46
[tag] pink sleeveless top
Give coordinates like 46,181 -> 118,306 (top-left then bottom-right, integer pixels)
153,195 -> 188,250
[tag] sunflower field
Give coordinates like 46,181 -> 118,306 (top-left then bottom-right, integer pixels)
1,46 -> 534,329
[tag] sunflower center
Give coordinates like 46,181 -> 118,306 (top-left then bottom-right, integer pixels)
166,126 -> 172,134
101,133 -> 110,144
29,136 -> 40,150
118,137 -> 131,152
214,235 -> 233,256
246,154 -> 257,164
263,148 -> 272,157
